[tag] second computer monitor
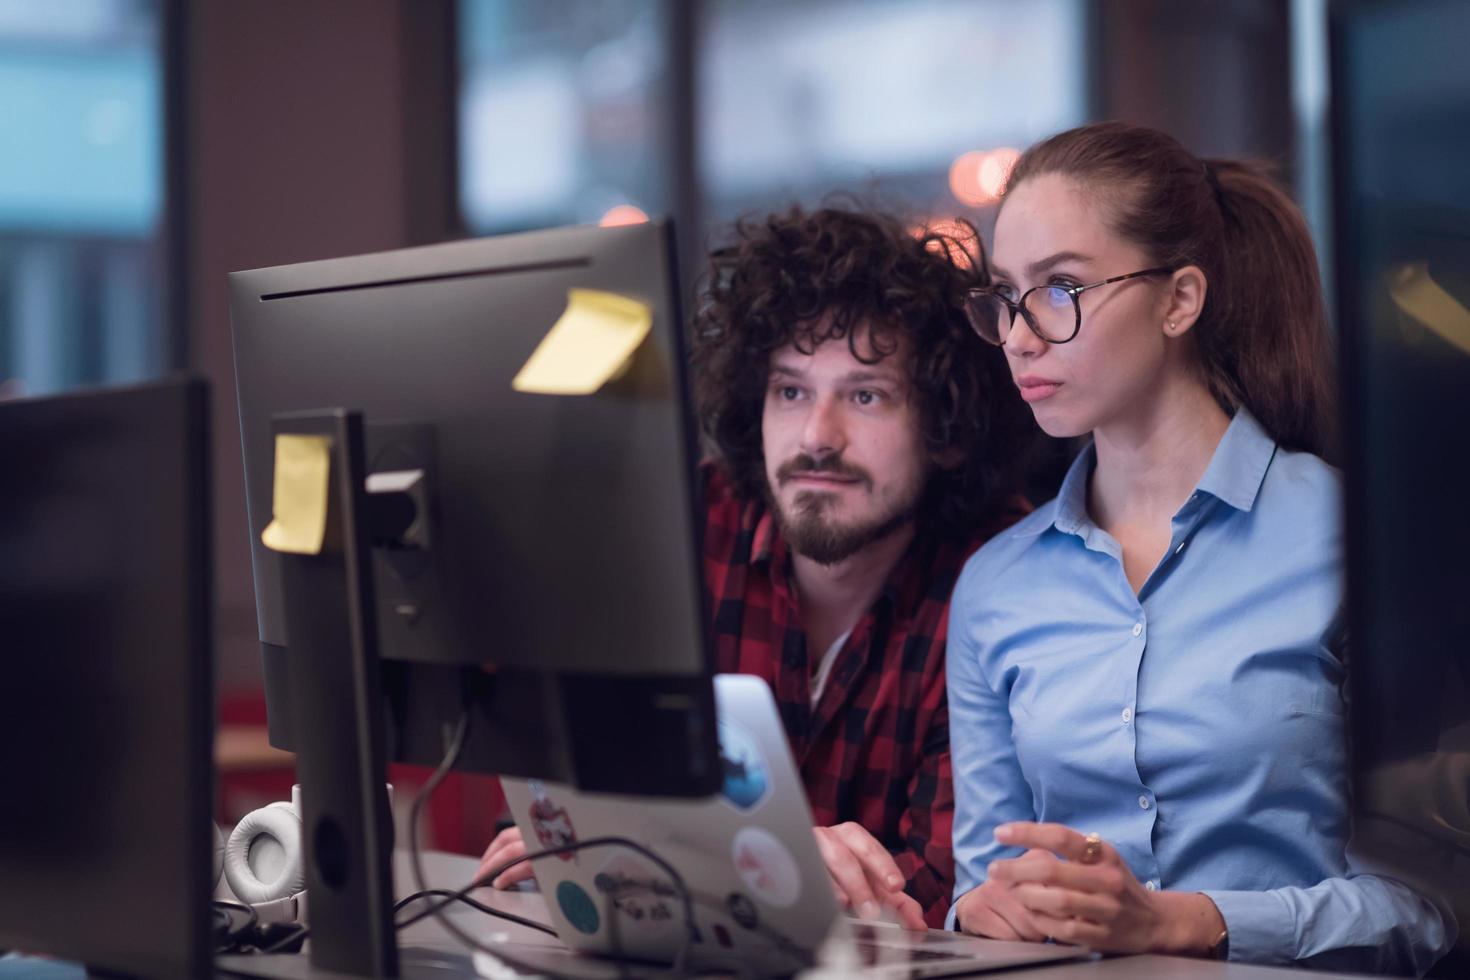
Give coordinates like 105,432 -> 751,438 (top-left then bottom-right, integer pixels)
230,221 -> 718,795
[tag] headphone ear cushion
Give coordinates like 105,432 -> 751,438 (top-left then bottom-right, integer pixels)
224,803 -> 305,906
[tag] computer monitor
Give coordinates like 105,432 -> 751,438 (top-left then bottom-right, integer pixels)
0,378 -> 213,979
1331,0 -> 1470,967
229,220 -> 719,797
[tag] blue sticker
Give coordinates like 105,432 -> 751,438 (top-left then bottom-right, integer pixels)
718,720 -> 768,810
556,880 -> 600,935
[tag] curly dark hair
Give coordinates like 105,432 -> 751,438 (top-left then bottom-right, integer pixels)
691,204 -> 1036,535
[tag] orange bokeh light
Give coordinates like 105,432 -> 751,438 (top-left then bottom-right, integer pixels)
599,204 -> 650,227
949,147 -> 1023,207
948,150 -> 991,207
978,148 -> 1021,200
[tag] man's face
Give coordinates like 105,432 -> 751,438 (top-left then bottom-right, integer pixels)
761,325 -> 931,565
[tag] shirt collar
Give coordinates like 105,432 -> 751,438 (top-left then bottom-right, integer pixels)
1051,407 -> 1278,536
1051,442 -> 1096,537
1193,407 -> 1277,513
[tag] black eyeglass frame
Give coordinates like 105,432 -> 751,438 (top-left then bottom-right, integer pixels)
966,266 -> 1177,345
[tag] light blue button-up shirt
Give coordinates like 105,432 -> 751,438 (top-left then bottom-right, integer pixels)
946,409 -> 1452,973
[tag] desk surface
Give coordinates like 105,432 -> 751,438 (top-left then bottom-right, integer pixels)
1,851 -> 1376,979
393,852 -> 1375,980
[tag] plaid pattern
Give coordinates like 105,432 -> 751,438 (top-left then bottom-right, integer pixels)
702,464 -> 1028,927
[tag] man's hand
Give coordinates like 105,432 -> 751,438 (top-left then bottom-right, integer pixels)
812,822 -> 926,931
477,825 -> 536,890
984,823 -> 1224,955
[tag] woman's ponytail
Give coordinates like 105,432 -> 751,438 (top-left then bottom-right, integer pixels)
1204,159 -> 1335,457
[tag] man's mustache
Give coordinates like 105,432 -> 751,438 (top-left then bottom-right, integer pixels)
775,454 -> 873,490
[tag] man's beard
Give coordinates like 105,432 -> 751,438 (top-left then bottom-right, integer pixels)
769,454 -> 921,566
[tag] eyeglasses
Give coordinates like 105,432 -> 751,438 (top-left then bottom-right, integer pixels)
963,267 -> 1175,345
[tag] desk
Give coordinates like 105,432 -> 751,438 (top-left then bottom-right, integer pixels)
1,851 -> 1377,979
337,852 -> 1375,980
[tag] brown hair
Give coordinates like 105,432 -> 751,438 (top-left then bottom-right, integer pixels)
691,204 -> 1034,534
1004,121 -> 1335,457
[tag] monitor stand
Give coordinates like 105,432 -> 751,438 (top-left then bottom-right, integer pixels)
224,409 -> 398,978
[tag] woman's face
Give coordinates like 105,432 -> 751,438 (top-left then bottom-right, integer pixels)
990,173 -> 1186,439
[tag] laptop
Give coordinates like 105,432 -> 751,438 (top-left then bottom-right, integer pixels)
498,674 -> 1091,977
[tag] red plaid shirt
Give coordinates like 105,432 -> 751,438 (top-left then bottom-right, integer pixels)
702,465 -> 1028,927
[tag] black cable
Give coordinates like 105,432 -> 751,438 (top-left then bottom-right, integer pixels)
402,863 -> 810,972
214,899 -> 259,934
247,711 -> 810,971
417,840 -> 706,979
255,922 -> 308,955
212,900 -> 259,952
394,887 -> 559,938
408,711 -> 702,979
250,838 -> 809,968
401,707 -> 812,974
249,879 -> 565,954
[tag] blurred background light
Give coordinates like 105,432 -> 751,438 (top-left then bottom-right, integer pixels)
599,204 -> 651,227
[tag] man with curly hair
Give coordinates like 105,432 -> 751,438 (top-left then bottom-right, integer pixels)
481,205 -> 1033,930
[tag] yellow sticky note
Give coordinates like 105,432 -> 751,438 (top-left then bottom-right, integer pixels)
512,288 -> 653,395
261,434 -> 332,555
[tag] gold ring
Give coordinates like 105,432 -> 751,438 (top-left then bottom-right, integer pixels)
1081,832 -> 1103,864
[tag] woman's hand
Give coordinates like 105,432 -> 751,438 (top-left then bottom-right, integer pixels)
953,849 -> 1053,942
984,823 -> 1224,955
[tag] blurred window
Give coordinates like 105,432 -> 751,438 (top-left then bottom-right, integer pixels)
699,0 -> 1084,225
0,0 -> 167,397
457,0 -> 1085,236
458,0 -> 665,233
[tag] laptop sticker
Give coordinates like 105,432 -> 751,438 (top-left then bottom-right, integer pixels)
527,780 -> 578,862
555,880 -> 600,935
594,852 -> 679,937
725,892 -> 759,930
731,826 -> 801,908
718,720 -> 769,810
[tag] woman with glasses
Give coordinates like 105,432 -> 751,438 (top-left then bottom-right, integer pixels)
945,122 -> 1451,973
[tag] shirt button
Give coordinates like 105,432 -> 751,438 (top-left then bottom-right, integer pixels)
1144,880 -> 1159,892
1131,623 -> 1143,637
1121,707 -> 1133,724
1138,794 -> 1151,810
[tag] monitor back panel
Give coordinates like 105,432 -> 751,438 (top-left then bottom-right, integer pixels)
229,222 -> 707,678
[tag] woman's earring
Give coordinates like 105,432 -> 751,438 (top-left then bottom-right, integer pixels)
1167,320 -> 1178,334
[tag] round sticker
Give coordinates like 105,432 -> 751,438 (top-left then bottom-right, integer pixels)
718,721 -> 769,810
730,826 -> 801,908
556,880 -> 601,935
